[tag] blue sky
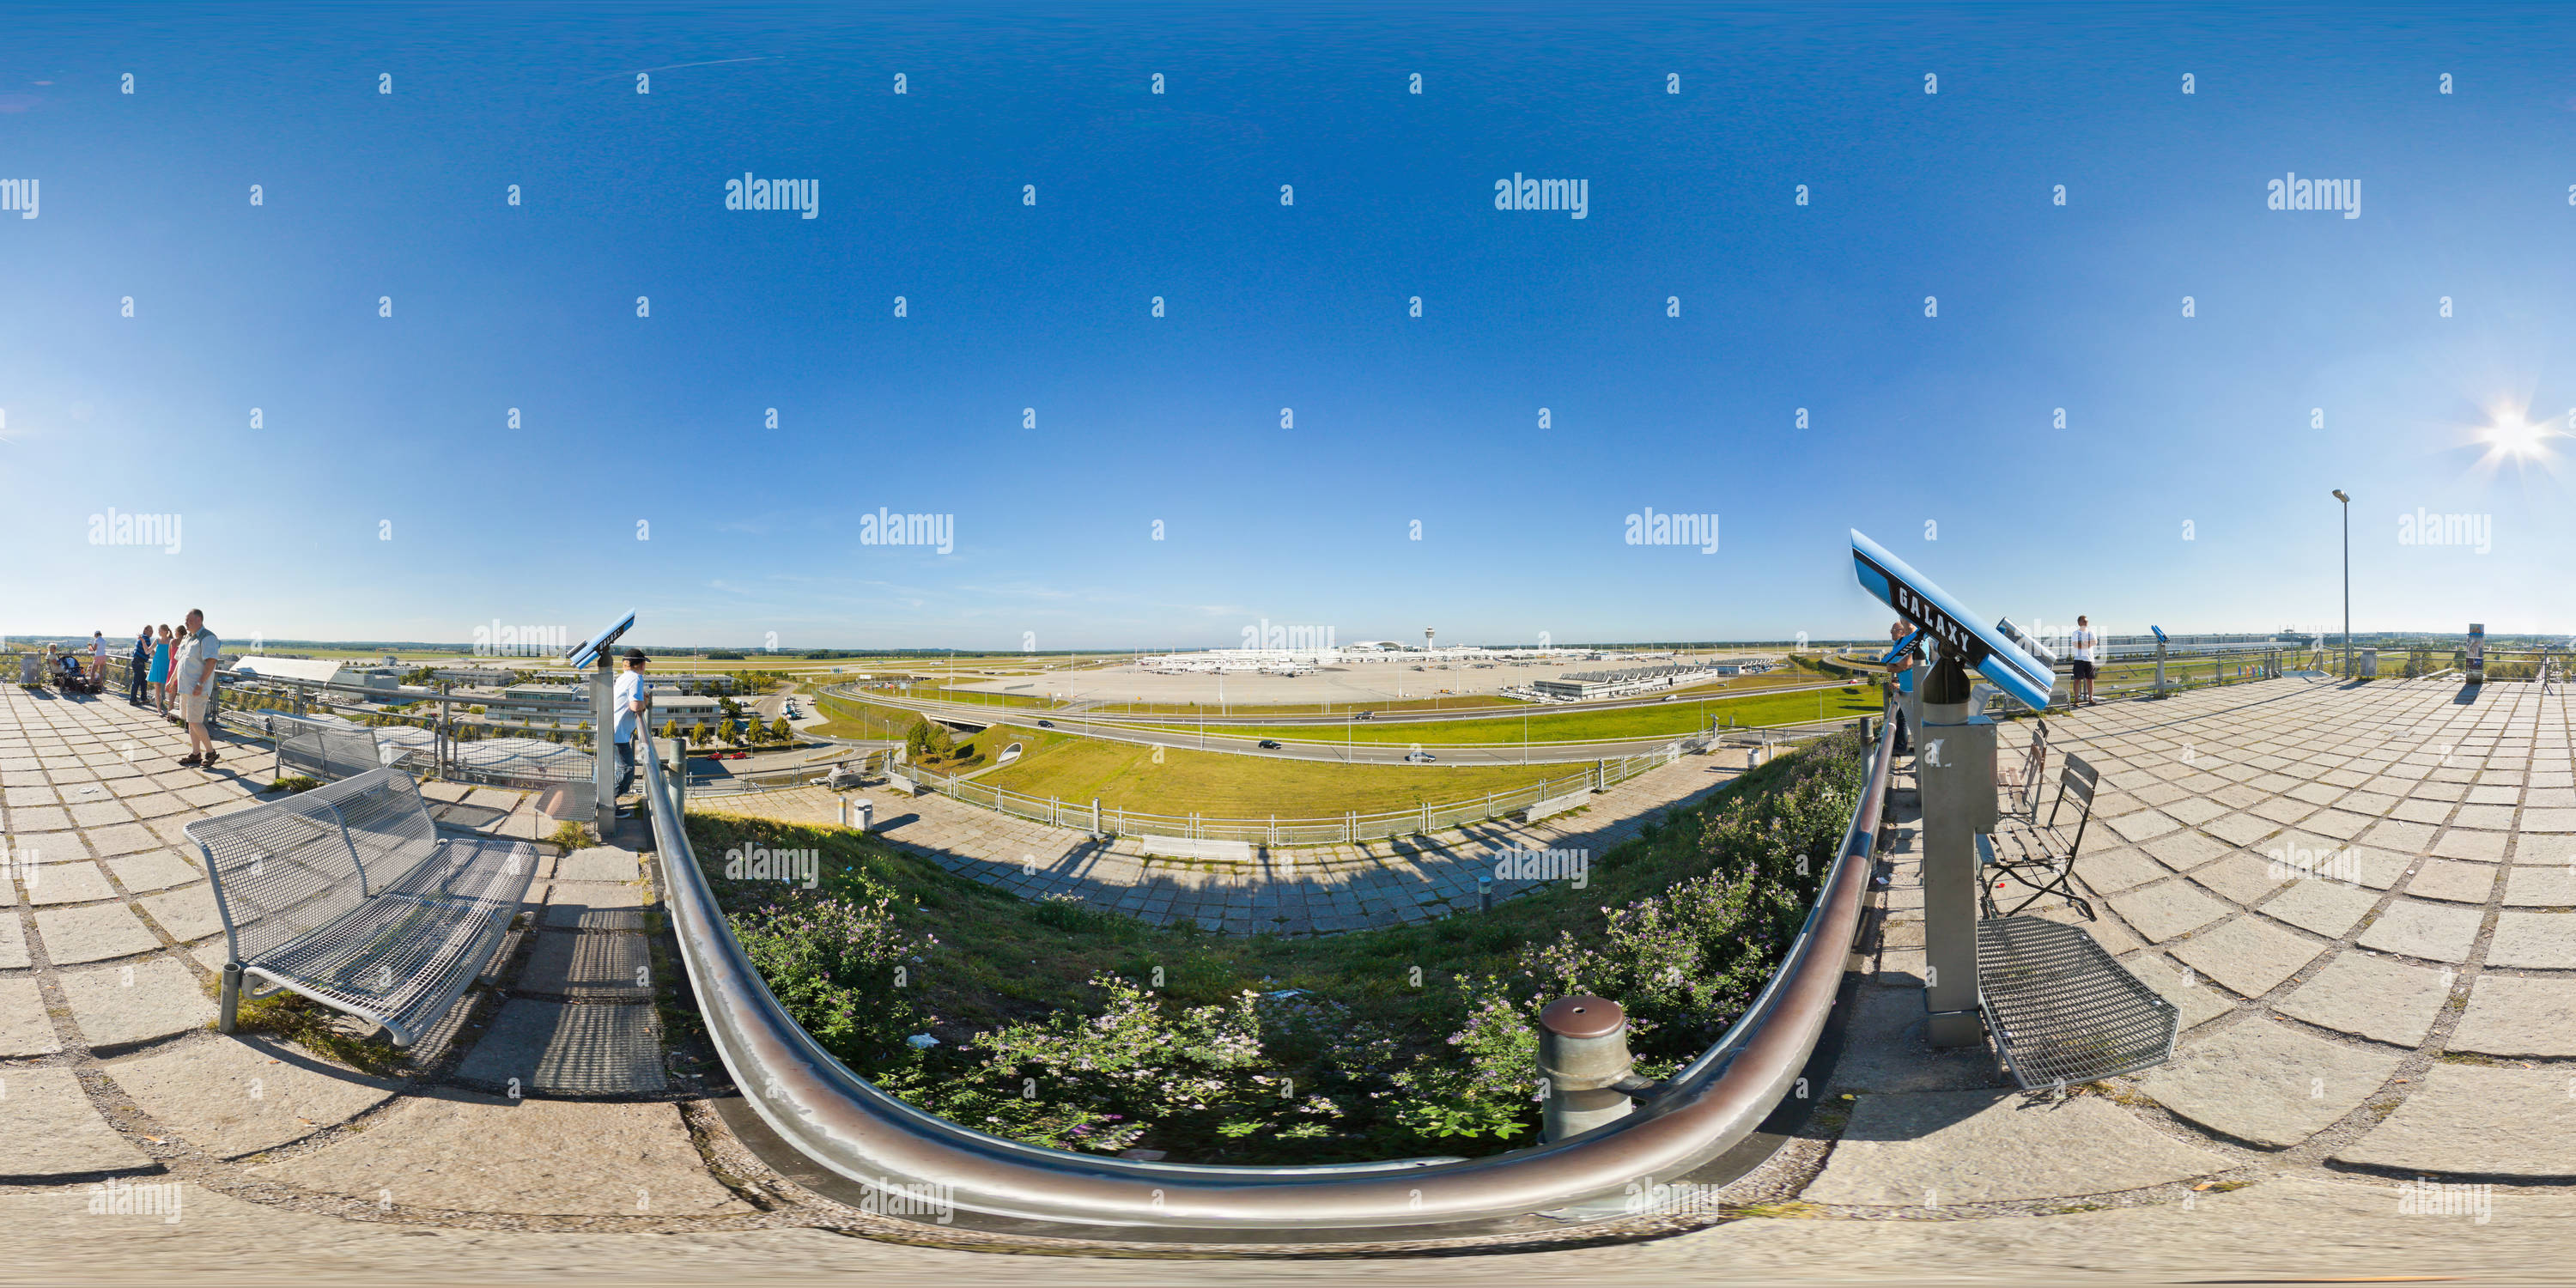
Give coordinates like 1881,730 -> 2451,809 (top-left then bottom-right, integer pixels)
3,2 -> 2573,650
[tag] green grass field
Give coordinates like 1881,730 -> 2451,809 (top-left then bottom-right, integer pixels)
1111,683 -> 1883,748
969,734 -> 1573,817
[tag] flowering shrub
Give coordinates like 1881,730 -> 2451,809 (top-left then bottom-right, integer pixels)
888,976 -> 1351,1155
721,872 -> 933,1062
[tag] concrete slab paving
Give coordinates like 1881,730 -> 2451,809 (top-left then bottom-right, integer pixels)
2257,878 -> 2379,939
2121,952 -> 2232,1030
1802,1090 -> 2230,1206
32,902 -> 160,963
2406,858 -> 2500,903
243,1093 -> 749,1216
102,849 -> 200,893
2502,864 -> 2576,906
2484,910 -> 2576,969
0,1066 -> 153,1177
2357,898 -> 2485,963
25,862 -> 116,906
0,914 -> 25,969
58,957 -> 213,1049
0,975 -> 63,1057
539,880 -> 647,930
516,929 -> 652,999
453,999 -> 666,1093
104,1036 -> 400,1158
2170,915 -> 2326,998
2134,1018 -> 2403,1147
553,846 -> 642,883
2447,973 -> 2576,1058
2106,880 -> 2231,942
137,884 -> 222,942
2273,951 -> 2453,1048
2336,1063 -> 2576,1179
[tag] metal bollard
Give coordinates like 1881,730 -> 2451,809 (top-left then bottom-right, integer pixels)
854,799 -> 874,833
1478,874 -> 1492,912
1537,995 -> 1652,1142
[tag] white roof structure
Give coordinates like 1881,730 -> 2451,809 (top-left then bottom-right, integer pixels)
228,656 -> 343,683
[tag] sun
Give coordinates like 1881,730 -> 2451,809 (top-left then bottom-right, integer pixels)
2484,414 -> 2549,459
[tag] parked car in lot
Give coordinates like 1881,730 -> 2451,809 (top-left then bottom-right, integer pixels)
1257,738 -> 1281,749
1402,750 -> 1437,762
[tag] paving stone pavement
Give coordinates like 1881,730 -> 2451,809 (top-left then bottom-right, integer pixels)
8,675 -> 2575,1276
695,750 -> 1760,935
1827,673 -> 2576,1218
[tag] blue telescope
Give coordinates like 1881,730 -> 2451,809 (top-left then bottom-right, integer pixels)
1848,530 -> 2055,711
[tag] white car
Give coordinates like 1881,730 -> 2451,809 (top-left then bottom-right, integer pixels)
1402,750 -> 1437,763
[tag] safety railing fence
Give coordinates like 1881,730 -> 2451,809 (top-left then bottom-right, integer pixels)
70,657 -> 814,789
641,715 -> 1898,1236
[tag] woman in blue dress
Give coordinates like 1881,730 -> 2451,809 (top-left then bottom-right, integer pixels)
148,623 -> 173,716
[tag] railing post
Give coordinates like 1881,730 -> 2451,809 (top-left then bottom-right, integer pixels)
1537,995 -> 1640,1142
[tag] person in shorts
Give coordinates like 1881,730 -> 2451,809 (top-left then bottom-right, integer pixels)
172,610 -> 222,769
88,630 -> 107,684
2069,615 -> 2099,707
612,647 -> 653,807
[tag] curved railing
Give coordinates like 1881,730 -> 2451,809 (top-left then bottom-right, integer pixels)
641,716 -> 1895,1236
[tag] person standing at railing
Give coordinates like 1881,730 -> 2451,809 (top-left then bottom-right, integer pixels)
173,610 -> 222,769
1885,622 -> 1916,756
612,647 -> 653,811
149,624 -> 173,716
88,630 -> 107,686
2069,615 -> 2099,708
126,627 -> 151,705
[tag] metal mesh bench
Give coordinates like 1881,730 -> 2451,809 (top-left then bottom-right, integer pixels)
1976,915 -> 2178,1090
277,721 -> 387,783
186,767 -> 538,1047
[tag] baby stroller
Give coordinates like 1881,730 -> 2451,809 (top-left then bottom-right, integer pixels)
58,653 -> 103,695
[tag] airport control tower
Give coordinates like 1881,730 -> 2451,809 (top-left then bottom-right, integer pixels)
1425,627 -> 1435,654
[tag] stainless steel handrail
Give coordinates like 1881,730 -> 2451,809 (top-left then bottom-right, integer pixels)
641,716 -> 1895,1234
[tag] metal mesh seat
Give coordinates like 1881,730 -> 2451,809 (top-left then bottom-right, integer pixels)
276,722 -> 387,783
186,768 -> 536,1047
1976,915 -> 2178,1091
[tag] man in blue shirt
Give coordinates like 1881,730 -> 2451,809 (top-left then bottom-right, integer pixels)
611,647 -> 653,808
126,627 -> 151,704
1886,621 -> 1917,756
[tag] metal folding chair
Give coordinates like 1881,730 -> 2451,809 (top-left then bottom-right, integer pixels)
1982,751 -> 2099,921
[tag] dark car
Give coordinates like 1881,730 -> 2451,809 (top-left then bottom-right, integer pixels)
1036,720 -> 1054,727
1356,711 -> 1375,720
1257,738 -> 1281,749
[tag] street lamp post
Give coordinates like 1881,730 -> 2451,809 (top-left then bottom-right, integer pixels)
2331,489 -> 2351,677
